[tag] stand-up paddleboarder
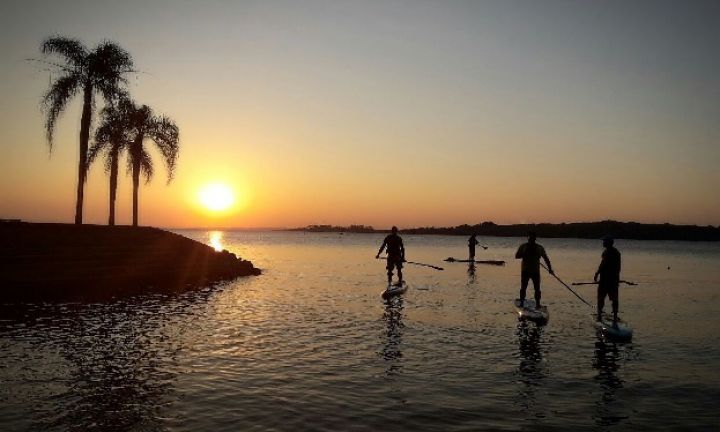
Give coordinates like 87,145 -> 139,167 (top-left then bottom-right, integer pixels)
376,226 -> 405,286
515,232 -> 554,309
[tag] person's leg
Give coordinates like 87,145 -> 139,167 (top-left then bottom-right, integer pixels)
394,257 -> 402,286
386,259 -> 393,285
597,286 -> 606,322
519,271 -> 530,306
532,273 -> 541,308
610,285 -> 619,325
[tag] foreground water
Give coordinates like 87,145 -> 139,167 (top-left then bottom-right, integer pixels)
1,231 -> 719,431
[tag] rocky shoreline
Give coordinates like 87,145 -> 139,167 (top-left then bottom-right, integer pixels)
0,222 -> 260,301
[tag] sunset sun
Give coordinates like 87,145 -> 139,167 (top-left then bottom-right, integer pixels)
198,183 -> 235,212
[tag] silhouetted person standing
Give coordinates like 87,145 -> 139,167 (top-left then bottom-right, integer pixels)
468,233 -> 480,260
515,232 -> 553,309
376,226 -> 405,286
594,236 -> 621,326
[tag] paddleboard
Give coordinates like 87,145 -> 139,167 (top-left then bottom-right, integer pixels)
594,317 -> 633,341
382,281 -> 408,300
514,298 -> 549,324
444,257 -> 505,265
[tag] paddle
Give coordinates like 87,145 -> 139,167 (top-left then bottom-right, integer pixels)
540,263 -> 593,308
376,256 -> 444,271
406,260 -> 444,270
444,257 -> 505,265
543,266 -> 631,333
572,281 -> 638,286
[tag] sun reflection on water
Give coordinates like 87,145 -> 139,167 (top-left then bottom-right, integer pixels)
209,231 -> 223,252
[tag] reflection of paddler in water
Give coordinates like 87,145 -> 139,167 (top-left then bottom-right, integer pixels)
592,340 -> 627,426
376,226 -> 405,286
517,322 -> 544,376
595,236 -> 622,327
515,322 -> 547,414
515,232 -> 554,309
593,341 -> 622,386
381,299 -> 404,375
467,262 -> 476,284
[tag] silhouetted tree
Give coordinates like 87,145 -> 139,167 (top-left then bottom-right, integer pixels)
38,35 -> 134,224
123,101 -> 179,226
90,99 -> 133,226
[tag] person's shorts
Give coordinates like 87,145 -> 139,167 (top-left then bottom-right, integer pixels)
521,270 -> 540,288
598,282 -> 619,302
386,255 -> 403,270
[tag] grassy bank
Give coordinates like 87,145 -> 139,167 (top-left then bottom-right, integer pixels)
0,222 -> 260,301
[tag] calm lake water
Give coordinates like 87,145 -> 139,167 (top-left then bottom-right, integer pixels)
1,231 -> 719,431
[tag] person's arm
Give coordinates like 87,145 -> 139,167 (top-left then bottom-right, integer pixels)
542,248 -> 554,275
400,239 -> 405,261
594,251 -> 605,282
515,244 -> 524,259
376,239 -> 387,258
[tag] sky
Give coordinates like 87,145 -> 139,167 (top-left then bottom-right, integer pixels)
0,0 -> 718,228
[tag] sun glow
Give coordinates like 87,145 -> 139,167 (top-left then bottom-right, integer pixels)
209,231 -> 224,251
198,183 -> 235,212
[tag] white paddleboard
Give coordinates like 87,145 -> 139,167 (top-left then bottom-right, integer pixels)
514,298 -> 549,324
382,281 -> 408,300
594,317 -> 633,341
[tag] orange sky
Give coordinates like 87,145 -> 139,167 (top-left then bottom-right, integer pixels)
1,1 -> 718,228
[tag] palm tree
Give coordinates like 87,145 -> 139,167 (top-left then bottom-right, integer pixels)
89,100 -> 132,226
124,101 -> 180,227
39,36 -> 134,224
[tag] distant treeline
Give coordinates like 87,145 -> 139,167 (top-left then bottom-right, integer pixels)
292,221 -> 720,241
292,224 -> 376,233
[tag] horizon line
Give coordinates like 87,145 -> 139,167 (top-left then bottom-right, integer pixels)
5,218 -> 718,231
163,219 -> 719,231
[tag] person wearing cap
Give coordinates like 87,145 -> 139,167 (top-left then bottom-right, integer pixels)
468,233 -> 480,261
594,236 -> 622,326
515,232 -> 554,309
376,226 -> 405,286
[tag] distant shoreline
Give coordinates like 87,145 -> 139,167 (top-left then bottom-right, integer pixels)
287,220 -> 720,241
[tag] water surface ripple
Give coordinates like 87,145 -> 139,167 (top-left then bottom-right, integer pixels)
1,232 -> 719,431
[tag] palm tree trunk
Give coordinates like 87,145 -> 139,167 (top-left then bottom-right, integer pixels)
75,83 -> 93,225
108,146 -> 119,226
131,140 -> 142,227
132,163 -> 140,226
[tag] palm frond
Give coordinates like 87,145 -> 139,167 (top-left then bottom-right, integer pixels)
139,148 -> 154,184
95,40 -> 134,72
88,140 -> 109,166
41,73 -> 81,149
41,36 -> 87,67
26,58 -> 76,74
149,116 -> 180,183
105,89 -> 131,108
121,102 -> 180,185
87,141 -> 121,174
125,135 -> 144,177
91,42 -> 134,101
95,107 -> 127,144
106,146 -> 122,175
134,105 -> 154,134
92,101 -> 133,171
